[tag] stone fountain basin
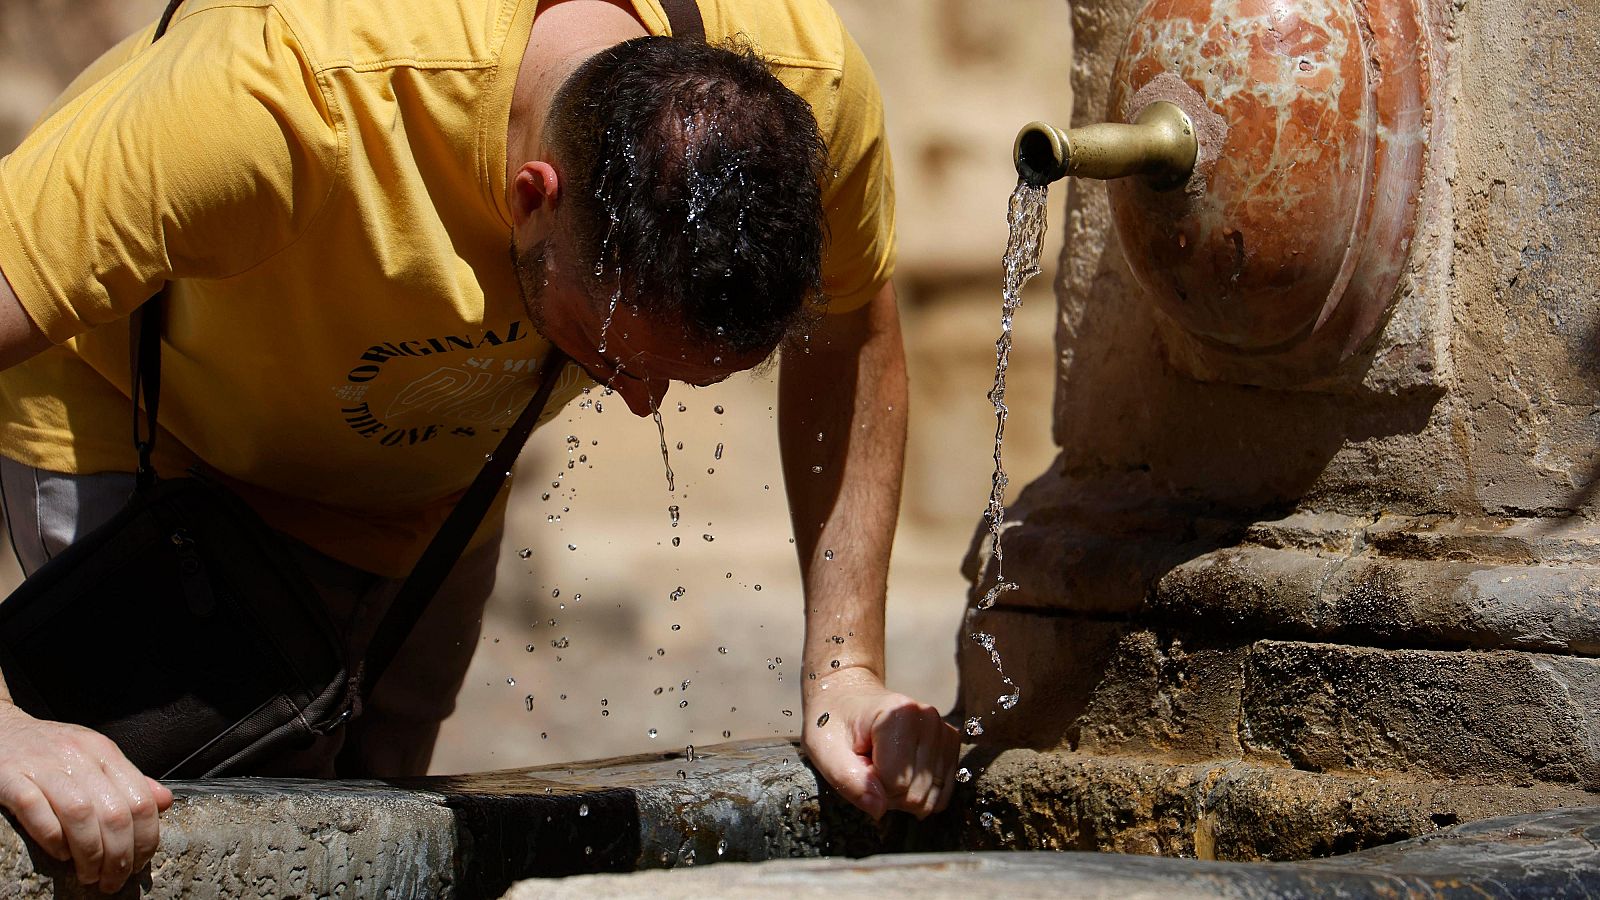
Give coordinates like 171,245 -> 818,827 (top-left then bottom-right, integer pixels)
2,738 -> 1597,898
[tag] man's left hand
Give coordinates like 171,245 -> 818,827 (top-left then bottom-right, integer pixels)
802,667 -> 961,820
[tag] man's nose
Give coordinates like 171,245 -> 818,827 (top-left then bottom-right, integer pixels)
618,378 -> 671,417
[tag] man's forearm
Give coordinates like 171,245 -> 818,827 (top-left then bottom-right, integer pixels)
779,281 -> 958,819
778,281 -> 907,695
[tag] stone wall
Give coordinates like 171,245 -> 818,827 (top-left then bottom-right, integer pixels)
957,0 -> 1600,859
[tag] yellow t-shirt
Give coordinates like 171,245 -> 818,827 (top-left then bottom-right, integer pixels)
0,0 -> 895,576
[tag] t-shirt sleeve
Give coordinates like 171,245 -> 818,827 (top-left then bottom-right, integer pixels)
817,26 -> 896,314
0,6 -> 339,344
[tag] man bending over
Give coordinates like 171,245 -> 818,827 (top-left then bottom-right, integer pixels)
0,0 -> 959,890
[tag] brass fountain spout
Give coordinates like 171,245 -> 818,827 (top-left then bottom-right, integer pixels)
1014,101 -> 1197,188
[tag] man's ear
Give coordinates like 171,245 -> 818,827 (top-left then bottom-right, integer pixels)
511,160 -> 561,227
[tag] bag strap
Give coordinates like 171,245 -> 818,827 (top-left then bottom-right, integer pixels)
659,0 -> 706,41
130,0 -> 187,492
361,348 -> 568,697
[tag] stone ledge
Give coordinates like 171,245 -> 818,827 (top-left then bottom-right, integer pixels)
5,741 -> 1593,896
0,739 -> 886,900
1154,545 -> 1600,654
1057,632 -> 1600,782
507,807 -> 1600,899
1242,641 -> 1600,784
960,748 -> 1598,861
1246,512 -> 1600,565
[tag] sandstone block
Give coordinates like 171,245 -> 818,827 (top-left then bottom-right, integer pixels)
1155,545 -> 1600,654
1240,641 -> 1600,783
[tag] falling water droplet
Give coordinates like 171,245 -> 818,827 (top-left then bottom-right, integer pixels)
815,712 -> 830,728
703,534 -> 714,542
824,549 -> 834,560
668,505 -> 680,527
965,717 -> 985,737
506,677 -> 516,686
713,405 -> 724,415
810,465 -> 823,474
578,803 -> 590,817
518,548 -> 532,560
524,694 -> 535,711
714,442 -> 724,460
956,767 -> 973,784
648,728 -> 658,739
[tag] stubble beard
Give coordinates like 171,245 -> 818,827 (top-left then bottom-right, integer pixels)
510,238 -> 550,337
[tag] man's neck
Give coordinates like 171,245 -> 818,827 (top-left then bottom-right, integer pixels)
506,0 -> 649,195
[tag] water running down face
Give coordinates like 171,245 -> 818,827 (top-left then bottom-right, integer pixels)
512,238 -> 770,417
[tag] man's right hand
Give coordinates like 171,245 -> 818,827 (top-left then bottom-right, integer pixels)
0,701 -> 172,892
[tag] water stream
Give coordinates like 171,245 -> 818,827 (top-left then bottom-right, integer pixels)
968,180 -> 1050,731
651,403 -> 676,493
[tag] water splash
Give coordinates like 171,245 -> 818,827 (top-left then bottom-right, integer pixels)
980,181 -> 1049,609
598,282 -> 622,355
967,180 -> 1050,739
971,631 -> 1021,711
651,398 -> 676,493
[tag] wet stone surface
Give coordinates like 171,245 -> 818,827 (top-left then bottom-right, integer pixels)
0,739 -> 886,900
3,740 -> 1598,898
510,808 -> 1600,899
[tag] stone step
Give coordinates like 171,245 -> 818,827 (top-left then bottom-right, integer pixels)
0,739 -> 882,900
1153,545 -> 1600,655
506,806 -> 1600,899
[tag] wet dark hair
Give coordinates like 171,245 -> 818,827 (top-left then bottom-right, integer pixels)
545,36 -> 829,357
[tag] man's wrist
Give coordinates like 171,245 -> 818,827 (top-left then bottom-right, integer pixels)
801,661 -> 884,704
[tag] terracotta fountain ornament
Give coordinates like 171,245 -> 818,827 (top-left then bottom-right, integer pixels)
1014,0 -> 1431,386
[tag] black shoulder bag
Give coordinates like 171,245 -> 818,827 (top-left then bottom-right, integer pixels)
0,0 -> 570,779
